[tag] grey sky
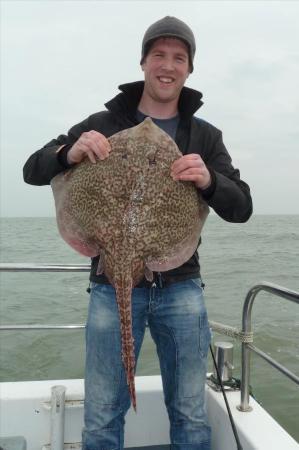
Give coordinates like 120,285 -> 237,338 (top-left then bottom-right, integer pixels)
1,1 -> 299,217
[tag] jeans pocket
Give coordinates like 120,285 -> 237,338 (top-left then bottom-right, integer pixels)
89,281 -> 100,290
199,311 -> 211,358
189,277 -> 204,290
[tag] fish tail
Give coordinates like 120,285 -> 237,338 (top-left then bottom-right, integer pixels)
122,329 -> 137,411
115,279 -> 137,410
130,378 -> 137,412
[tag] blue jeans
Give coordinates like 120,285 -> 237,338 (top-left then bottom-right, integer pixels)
82,279 -> 211,450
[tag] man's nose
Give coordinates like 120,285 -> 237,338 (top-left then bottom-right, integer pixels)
161,57 -> 175,71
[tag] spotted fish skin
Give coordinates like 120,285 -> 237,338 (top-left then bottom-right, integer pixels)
51,118 -> 209,410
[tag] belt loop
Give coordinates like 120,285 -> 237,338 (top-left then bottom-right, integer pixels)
158,272 -> 163,289
86,282 -> 91,294
151,273 -> 157,289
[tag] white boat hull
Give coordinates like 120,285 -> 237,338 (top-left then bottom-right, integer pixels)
1,376 -> 298,450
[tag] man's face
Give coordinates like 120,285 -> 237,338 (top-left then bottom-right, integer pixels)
141,38 -> 190,105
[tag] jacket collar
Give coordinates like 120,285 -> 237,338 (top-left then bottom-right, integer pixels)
105,81 -> 203,121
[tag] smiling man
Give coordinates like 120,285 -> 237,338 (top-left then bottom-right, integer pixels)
140,39 -> 190,108
23,16 -> 252,450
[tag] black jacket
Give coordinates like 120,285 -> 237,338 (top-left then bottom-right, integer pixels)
23,81 -> 253,285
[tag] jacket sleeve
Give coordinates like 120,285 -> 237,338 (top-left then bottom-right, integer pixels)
23,116 -> 91,186
200,129 -> 253,223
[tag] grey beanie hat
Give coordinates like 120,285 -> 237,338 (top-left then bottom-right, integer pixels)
140,16 -> 196,73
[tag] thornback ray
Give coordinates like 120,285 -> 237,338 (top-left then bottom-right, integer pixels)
51,117 -> 209,410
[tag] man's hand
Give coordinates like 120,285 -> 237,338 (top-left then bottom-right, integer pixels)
170,154 -> 211,190
67,130 -> 111,164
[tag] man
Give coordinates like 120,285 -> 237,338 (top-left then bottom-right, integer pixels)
23,16 -> 252,450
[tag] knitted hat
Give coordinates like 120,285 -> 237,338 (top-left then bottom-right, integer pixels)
140,16 -> 196,73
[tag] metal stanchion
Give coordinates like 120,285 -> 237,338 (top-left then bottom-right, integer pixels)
50,385 -> 66,450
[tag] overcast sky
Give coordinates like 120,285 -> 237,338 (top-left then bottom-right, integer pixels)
1,0 -> 299,217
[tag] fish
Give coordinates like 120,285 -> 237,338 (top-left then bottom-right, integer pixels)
51,117 -> 209,410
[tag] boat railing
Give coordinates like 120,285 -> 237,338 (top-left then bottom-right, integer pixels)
1,263 -> 299,412
238,281 -> 299,411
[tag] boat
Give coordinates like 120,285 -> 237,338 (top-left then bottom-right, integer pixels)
1,263 -> 298,450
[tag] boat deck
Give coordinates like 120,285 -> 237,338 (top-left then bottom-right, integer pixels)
0,442 -> 169,450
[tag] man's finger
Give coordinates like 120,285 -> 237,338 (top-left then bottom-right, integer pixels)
87,150 -> 97,164
86,136 -> 110,160
171,154 -> 199,167
90,131 -> 111,153
171,155 -> 204,175
97,134 -> 111,153
172,168 -> 202,179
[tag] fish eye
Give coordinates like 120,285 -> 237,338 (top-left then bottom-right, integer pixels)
122,154 -> 128,159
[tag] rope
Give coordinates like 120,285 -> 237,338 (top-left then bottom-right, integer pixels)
209,320 -> 254,343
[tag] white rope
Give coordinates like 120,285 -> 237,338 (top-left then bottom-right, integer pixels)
209,320 -> 253,343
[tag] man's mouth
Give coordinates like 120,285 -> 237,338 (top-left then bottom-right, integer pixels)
157,76 -> 175,84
